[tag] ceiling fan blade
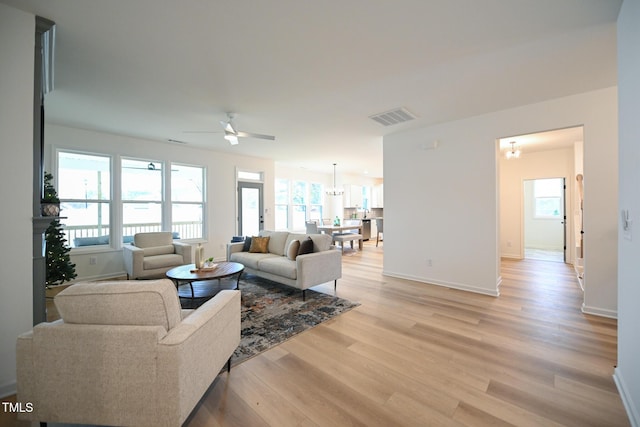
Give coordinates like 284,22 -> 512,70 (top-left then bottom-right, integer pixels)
183,130 -> 221,134
220,120 -> 236,133
236,131 -> 276,141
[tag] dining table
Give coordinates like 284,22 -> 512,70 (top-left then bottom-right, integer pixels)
317,223 -> 364,250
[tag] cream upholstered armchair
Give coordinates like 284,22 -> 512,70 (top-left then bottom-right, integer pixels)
123,231 -> 192,279
17,279 -> 240,427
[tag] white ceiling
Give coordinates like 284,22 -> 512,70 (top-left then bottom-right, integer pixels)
1,0 -> 621,178
499,125 -> 584,154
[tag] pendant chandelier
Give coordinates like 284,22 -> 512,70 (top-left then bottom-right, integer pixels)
326,163 -> 344,196
505,141 -> 521,159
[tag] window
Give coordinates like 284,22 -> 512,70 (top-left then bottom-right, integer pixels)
58,151 -> 111,248
171,164 -> 205,239
275,179 -> 289,230
534,178 -> 563,218
275,179 -> 325,231
57,151 -> 208,249
309,183 -> 324,221
292,181 -> 307,231
121,159 -> 163,239
238,170 -> 263,181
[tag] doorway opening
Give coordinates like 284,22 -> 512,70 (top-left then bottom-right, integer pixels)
523,177 -> 566,263
498,125 -> 584,267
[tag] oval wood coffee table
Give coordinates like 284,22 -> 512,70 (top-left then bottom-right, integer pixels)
166,262 -> 244,305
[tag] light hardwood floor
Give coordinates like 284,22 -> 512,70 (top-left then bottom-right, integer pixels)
2,242 -> 629,426
185,241 -> 629,427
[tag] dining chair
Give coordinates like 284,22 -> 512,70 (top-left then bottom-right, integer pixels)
375,218 -> 383,246
305,220 -> 319,234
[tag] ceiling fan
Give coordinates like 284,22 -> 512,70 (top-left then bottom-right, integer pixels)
185,113 -> 276,145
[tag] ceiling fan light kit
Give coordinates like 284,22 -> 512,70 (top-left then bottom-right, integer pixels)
224,131 -> 239,145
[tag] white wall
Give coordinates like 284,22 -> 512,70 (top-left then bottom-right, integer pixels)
614,0 -> 640,424
384,87 -> 618,314
500,148 -> 575,260
0,4 -> 34,397
45,124 -> 275,281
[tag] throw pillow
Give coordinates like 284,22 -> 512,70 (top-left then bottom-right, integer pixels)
249,236 -> 270,253
242,236 -> 252,252
297,237 -> 314,256
287,239 -> 300,260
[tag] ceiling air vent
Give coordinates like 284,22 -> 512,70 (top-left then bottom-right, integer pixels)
369,107 -> 417,126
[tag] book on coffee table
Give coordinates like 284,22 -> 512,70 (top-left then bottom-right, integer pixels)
190,264 -> 218,273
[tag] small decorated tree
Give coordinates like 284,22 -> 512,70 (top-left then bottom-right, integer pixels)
45,219 -> 77,287
42,172 -> 76,286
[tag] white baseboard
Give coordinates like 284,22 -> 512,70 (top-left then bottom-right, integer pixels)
614,367 -> 639,427
382,270 -> 500,297
581,303 -> 618,319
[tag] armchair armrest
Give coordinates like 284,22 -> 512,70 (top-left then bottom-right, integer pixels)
122,244 -> 144,279
156,290 -> 241,423
173,241 -> 192,264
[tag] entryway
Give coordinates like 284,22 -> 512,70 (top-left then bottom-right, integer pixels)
238,181 -> 264,236
498,125 -> 583,266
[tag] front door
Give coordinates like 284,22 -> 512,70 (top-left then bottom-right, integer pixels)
238,181 -> 263,236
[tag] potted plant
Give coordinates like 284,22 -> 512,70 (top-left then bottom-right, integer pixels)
41,172 -> 60,216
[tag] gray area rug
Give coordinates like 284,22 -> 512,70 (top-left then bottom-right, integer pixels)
232,275 -> 359,366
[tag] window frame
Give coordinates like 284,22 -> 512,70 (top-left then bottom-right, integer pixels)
274,178 -> 325,231
56,149 -> 113,251
170,162 -> 206,240
55,148 -> 209,252
532,178 -> 564,219
121,157 -> 165,239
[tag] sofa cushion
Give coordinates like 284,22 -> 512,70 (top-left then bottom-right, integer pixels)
242,236 -> 252,252
54,279 -> 182,331
285,233 -> 332,253
229,251 -> 279,269
287,239 -> 300,260
143,253 -> 184,270
259,230 -> 290,255
298,237 -> 314,256
284,233 -> 307,252
309,234 -> 332,252
143,244 -> 175,257
134,232 -> 173,248
249,236 -> 270,253
258,257 -> 297,280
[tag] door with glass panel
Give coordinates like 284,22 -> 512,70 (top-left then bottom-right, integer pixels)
238,182 -> 263,236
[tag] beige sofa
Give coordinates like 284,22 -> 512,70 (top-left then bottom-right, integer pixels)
17,279 -> 240,427
123,231 -> 192,279
227,230 -> 342,299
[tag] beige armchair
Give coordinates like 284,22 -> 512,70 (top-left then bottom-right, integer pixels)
17,279 -> 240,427
123,231 -> 192,279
